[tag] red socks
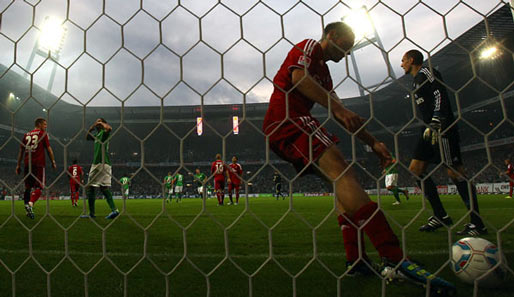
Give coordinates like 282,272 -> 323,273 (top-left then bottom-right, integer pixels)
337,214 -> 363,262
339,202 -> 403,263
30,188 -> 42,204
352,202 -> 403,263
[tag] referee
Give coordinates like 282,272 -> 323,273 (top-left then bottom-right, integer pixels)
401,49 -> 486,236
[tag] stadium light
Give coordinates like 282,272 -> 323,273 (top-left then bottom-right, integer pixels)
342,6 -> 374,43
479,46 -> 499,60
38,16 -> 67,55
8,92 -> 15,101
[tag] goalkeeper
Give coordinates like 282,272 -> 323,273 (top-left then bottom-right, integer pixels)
401,50 -> 485,236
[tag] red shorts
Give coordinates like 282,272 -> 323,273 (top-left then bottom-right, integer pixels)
70,181 -> 80,193
24,166 -> 45,189
228,182 -> 240,192
263,115 -> 339,173
214,178 -> 225,191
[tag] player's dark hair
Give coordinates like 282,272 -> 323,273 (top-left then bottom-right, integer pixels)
72,159 -> 78,164
99,118 -> 107,123
405,49 -> 424,65
323,22 -> 353,39
216,153 -> 221,160
34,117 -> 46,127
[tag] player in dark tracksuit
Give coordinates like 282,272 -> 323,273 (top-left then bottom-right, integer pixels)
401,49 -> 486,236
273,171 -> 285,200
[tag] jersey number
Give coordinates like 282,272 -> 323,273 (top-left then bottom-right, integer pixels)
215,163 -> 224,174
72,167 -> 78,177
24,135 -> 39,151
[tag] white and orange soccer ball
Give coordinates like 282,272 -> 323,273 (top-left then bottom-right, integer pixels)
451,237 -> 508,287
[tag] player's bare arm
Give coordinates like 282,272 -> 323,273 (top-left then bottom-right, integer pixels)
97,121 -> 112,132
291,68 -> 363,132
46,146 -> 57,169
291,68 -> 392,167
225,167 -> 231,184
86,122 -> 97,141
15,146 -> 25,175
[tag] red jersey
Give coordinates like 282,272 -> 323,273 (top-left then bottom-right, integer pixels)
507,163 -> 514,178
21,129 -> 50,167
228,163 -> 243,184
68,164 -> 83,184
211,160 -> 226,180
264,39 -> 333,126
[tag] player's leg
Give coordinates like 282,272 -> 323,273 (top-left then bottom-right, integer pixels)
388,186 -> 401,205
336,199 -> 375,276
320,146 -> 455,292
235,184 -> 240,205
215,180 -> 222,205
447,165 -> 487,236
28,166 -> 44,207
85,186 -> 97,217
23,166 -> 33,208
220,182 -> 225,205
318,145 -> 403,263
23,171 -> 34,219
409,159 -> 452,231
507,180 -> 513,198
175,187 -> 181,202
227,183 -> 233,205
100,186 -> 119,219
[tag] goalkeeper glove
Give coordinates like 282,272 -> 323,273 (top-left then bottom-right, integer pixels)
423,117 -> 441,145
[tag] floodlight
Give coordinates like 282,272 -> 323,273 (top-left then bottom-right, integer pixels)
38,16 -> 67,54
479,46 -> 498,60
342,6 -> 374,43
8,92 -> 15,100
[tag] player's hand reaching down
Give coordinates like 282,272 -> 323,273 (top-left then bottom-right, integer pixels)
333,107 -> 365,132
372,141 -> 393,169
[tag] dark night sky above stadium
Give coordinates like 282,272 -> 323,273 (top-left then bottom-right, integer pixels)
0,0 -> 506,106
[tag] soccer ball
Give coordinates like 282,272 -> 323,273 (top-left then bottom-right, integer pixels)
451,237 -> 507,287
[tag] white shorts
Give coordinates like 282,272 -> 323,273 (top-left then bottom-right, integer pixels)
167,187 -> 173,194
385,173 -> 398,188
197,186 -> 203,194
175,186 -> 183,193
123,189 -> 129,196
88,164 -> 112,187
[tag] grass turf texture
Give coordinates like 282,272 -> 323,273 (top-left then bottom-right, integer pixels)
0,194 -> 512,297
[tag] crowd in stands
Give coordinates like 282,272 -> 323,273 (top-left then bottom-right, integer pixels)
1,143 -> 512,198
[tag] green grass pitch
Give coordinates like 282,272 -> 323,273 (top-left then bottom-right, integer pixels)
0,194 -> 512,297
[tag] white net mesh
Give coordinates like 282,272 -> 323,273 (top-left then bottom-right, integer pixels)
0,1 -> 513,296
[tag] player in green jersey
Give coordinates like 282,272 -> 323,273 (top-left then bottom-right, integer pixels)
383,158 -> 409,205
172,172 -> 184,202
193,168 -> 207,198
82,118 -> 119,219
120,175 -> 130,199
164,172 -> 173,202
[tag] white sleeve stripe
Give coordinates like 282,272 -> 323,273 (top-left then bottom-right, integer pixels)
303,39 -> 316,57
420,68 -> 434,83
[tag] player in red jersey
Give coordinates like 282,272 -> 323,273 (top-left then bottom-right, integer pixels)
504,159 -> 513,198
15,118 -> 57,219
211,153 -> 230,206
68,160 -> 83,207
227,156 -> 243,205
262,22 -> 456,294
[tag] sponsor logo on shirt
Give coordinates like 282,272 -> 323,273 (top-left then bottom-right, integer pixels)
298,55 -> 311,67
